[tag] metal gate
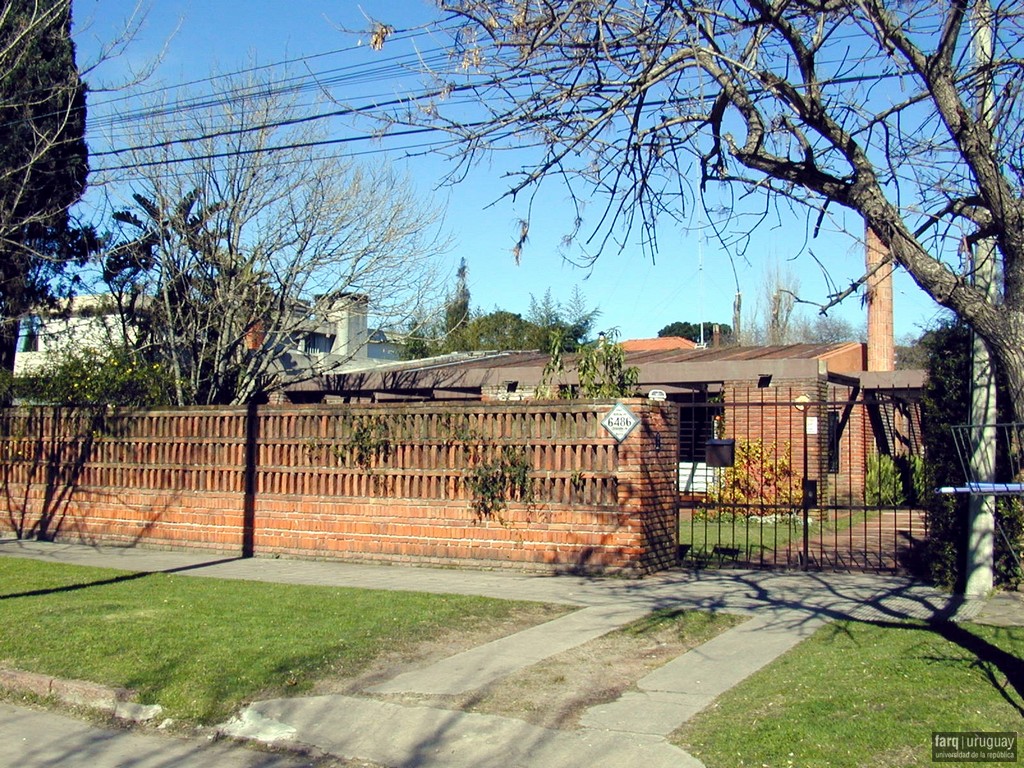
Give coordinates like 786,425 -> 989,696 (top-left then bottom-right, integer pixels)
677,390 -> 927,573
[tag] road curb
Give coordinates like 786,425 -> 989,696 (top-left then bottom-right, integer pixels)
0,666 -> 162,722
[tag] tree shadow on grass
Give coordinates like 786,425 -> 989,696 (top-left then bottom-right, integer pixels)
868,618 -> 1024,718
0,556 -> 245,601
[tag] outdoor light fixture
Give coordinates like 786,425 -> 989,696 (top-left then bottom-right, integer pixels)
757,374 -> 773,388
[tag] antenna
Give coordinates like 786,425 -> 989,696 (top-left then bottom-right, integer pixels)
698,231 -> 707,348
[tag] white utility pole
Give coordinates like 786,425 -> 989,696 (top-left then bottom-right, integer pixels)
965,0 -> 998,598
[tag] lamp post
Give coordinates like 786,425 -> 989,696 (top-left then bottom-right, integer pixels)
795,394 -> 816,570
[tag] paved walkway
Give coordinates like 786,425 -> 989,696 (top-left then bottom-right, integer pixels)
975,588 -> 1024,626
0,538 -> 1014,768
0,702 -> 317,768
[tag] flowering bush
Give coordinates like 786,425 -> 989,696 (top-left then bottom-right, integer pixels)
700,438 -> 802,519
15,347 -> 172,407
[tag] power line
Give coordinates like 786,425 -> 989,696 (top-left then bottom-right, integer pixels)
91,136 -> 459,184
86,22 -> 457,110
91,125 -> 446,173
65,9 -> 981,188
11,12 -> 969,168
86,46 -> 454,134
86,48 -> 454,140
90,63 -> 914,164
3,22 -> 457,134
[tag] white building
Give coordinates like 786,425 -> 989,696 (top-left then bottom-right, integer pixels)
295,293 -> 401,364
13,293 -> 401,378
14,295 -> 127,376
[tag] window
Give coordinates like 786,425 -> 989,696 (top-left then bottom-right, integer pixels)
678,392 -> 722,463
303,334 -> 331,355
19,316 -> 40,352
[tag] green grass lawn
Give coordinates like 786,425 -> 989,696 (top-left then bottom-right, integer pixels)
676,618 -> 1024,767
0,557 -> 563,724
681,511 -> 806,564
680,508 -> 907,566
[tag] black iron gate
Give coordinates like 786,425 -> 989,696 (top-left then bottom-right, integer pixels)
677,390 -> 928,573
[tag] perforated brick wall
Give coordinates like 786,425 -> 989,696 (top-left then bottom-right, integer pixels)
0,400 -> 678,574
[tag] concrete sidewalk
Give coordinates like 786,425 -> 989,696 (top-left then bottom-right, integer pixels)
0,539 -> 990,768
0,702 -> 319,768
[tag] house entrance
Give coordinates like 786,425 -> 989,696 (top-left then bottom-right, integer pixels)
677,389 -> 927,573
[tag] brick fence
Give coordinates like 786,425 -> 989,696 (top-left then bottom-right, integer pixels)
0,400 -> 679,574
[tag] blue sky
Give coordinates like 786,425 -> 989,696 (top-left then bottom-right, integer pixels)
71,0 -> 949,342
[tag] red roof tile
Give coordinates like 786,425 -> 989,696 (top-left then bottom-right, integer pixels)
620,337 -> 698,352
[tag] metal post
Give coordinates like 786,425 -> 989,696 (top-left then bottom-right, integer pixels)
801,417 -> 817,570
242,401 -> 259,558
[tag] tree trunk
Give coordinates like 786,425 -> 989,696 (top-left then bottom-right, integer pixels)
0,321 -> 16,373
994,333 -> 1024,432
965,238 -> 998,598
0,320 -> 17,405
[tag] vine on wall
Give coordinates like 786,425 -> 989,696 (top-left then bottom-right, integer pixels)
303,409 -> 537,519
465,445 -> 535,521
347,415 -> 393,468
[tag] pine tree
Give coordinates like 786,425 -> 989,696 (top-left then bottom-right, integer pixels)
444,258 -> 471,334
0,1 -> 89,376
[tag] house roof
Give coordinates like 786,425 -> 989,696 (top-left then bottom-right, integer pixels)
620,337 -> 697,352
286,341 -> 898,402
609,341 -> 863,365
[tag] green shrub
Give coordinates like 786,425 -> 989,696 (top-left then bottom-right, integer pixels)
0,367 -> 13,405
996,498 -> 1024,588
543,329 -> 639,398
908,453 -> 929,505
701,438 -> 802,519
893,453 -> 928,506
865,453 -> 906,506
15,346 -> 172,407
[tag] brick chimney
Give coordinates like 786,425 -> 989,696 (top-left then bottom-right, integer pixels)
865,225 -> 895,371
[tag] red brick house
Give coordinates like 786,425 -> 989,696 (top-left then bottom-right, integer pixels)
284,341 -> 925,506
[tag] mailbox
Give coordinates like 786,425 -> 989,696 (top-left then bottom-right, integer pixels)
705,438 -> 736,468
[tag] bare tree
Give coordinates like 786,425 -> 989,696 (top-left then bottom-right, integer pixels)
98,71 -> 447,405
365,1 -> 1024,421
794,313 -> 863,345
745,260 -> 859,344
746,261 -> 800,345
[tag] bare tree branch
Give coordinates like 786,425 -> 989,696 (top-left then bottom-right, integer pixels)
95,68 -> 449,405
345,0 -> 1024,419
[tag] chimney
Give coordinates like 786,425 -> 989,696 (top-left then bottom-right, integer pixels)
244,320 -> 265,351
325,293 -> 370,358
865,225 -> 895,371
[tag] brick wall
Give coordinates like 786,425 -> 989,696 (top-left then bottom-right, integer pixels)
0,408 -> 248,550
0,400 -> 678,574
